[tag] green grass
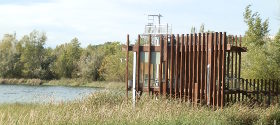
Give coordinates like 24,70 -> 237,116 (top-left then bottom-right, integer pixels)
0,90 -> 279,125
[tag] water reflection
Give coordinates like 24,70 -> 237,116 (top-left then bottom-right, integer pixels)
0,84 -> 98,104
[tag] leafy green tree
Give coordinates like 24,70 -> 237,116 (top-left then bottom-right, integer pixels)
99,51 -> 133,82
0,34 -> 23,78
20,30 -> 47,78
40,47 -> 56,80
241,5 -> 276,79
243,5 -> 269,47
52,38 -> 81,78
98,42 -> 133,82
77,45 -> 104,81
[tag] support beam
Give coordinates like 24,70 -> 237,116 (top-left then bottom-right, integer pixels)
164,34 -> 168,96
126,34 -> 129,101
136,35 -> 140,98
180,34 -> 184,101
185,34 -> 189,102
148,35 -> 151,95
170,35 -> 174,98
175,34 -> 179,99
221,32 -> 227,108
159,35 -> 163,95
188,34 -> 193,102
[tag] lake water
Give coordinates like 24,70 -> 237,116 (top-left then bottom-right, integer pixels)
0,84 -> 98,104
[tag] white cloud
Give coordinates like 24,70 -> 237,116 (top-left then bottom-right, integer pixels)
0,0 -> 147,47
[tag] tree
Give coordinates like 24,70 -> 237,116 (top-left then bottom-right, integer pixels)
40,47 -> 56,80
191,26 -> 196,34
243,5 -> 269,47
0,34 -> 23,78
98,42 -> 133,82
20,30 -> 47,78
52,38 -> 82,78
77,45 -> 104,81
241,5 -> 276,79
199,23 -> 205,33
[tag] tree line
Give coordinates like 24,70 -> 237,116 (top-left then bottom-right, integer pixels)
0,31 -> 133,81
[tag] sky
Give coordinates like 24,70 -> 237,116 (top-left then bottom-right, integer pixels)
0,0 -> 279,47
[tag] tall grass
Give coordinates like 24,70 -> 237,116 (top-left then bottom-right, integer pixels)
0,78 -> 125,89
0,78 -> 43,85
0,90 -> 279,125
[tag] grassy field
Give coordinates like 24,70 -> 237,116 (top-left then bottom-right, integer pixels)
0,80 -> 280,124
0,90 -> 280,124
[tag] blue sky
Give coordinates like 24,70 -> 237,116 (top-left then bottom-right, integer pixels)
0,0 -> 279,47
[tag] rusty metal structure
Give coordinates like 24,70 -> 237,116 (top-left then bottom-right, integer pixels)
124,15 -> 280,108
125,33 -> 280,107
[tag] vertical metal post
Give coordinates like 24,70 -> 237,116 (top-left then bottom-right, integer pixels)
180,34 -> 184,101
148,35 -> 151,95
132,52 -> 137,106
126,34 -> 129,102
175,34 -> 179,99
207,64 -> 211,105
170,35 -> 174,98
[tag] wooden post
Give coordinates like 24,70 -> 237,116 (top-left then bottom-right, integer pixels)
164,34 -> 169,96
212,32 -> 217,107
192,34 -> 197,103
170,35 -> 174,98
238,35 -> 242,102
159,35 -> 163,95
136,35 -> 140,98
197,33 -> 202,103
148,35 -> 151,95
205,33 -> 209,103
272,80 -> 275,103
207,33 -> 214,106
268,79 -> 271,105
261,79 -> 263,103
234,36 -> 238,102
245,79 -> 248,101
217,32 -> 222,107
180,34 -> 184,101
126,34 -> 129,101
194,83 -> 199,106
188,34 -> 193,102
265,79 -> 267,104
276,80 -> 279,103
231,37 -> 234,102
257,79 -> 260,101
242,79 -> 244,101
253,79 -> 256,101
185,34 -> 189,102
226,37 -> 230,104
202,33 -> 206,103
221,32 -> 226,107
249,79 -> 254,101
175,34 -> 179,99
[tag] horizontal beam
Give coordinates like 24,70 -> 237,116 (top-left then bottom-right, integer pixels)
226,44 -> 247,52
143,87 -> 160,92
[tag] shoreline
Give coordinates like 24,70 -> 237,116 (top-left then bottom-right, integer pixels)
0,78 -> 124,89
